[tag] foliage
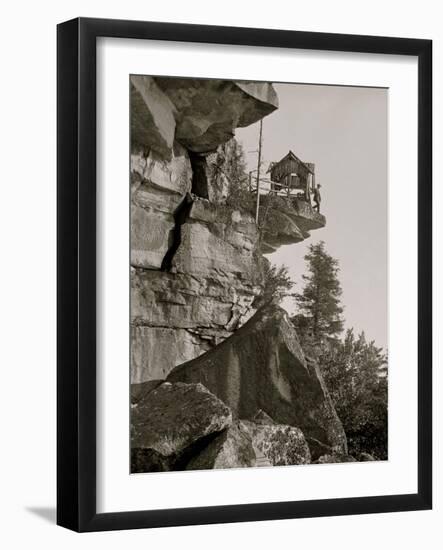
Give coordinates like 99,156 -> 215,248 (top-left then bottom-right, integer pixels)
221,138 -> 248,188
255,261 -> 295,307
293,242 -> 387,460
211,138 -> 255,212
294,241 -> 344,346
220,139 -> 286,254
321,330 -> 388,460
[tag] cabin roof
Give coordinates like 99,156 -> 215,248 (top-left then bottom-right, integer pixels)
272,150 -> 315,175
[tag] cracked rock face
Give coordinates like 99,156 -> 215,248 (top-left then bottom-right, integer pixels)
130,145 -> 193,270
130,143 -> 264,382
130,197 -> 263,382
129,76 -> 325,391
131,381 -> 232,472
171,199 -> 261,282
129,74 -> 276,382
168,304 -> 347,455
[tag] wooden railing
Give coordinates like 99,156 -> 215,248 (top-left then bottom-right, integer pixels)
249,178 -> 310,198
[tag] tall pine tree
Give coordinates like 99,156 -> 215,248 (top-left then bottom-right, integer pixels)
293,241 -> 388,459
294,241 -> 344,346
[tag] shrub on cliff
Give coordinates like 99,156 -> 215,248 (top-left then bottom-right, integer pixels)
254,260 -> 295,308
216,138 -> 256,213
321,330 -> 388,460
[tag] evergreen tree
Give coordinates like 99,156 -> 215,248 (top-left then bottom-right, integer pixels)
294,241 -> 344,346
292,241 -> 387,460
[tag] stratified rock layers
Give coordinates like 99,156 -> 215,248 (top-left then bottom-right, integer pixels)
168,305 -> 347,454
130,198 -> 262,382
130,76 -> 328,384
130,76 -> 280,383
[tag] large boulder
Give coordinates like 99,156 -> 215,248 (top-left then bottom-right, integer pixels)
185,416 -> 311,470
292,199 -> 326,233
154,78 -> 278,153
259,195 -> 326,254
186,423 -> 256,470
131,382 -> 232,472
131,379 -> 163,405
260,208 -> 305,254
240,419 -> 311,466
131,76 -> 278,156
168,305 -> 347,455
130,76 -> 177,158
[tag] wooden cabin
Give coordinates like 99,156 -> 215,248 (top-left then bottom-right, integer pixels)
268,151 -> 315,200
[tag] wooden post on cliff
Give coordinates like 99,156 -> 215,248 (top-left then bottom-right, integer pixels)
255,119 -> 263,224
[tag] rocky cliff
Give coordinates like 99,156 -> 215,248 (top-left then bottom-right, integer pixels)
131,76 -> 326,383
131,76 -> 280,382
131,185 -> 264,381
130,76 -> 347,469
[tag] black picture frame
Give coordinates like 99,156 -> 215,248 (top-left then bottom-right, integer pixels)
57,17 -> 432,532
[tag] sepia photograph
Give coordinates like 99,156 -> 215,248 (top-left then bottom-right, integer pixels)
129,76 -> 388,473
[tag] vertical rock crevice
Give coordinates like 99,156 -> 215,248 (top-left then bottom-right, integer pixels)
189,152 -> 210,198
160,192 -> 194,272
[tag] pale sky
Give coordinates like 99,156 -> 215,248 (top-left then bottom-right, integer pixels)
236,83 -> 388,350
